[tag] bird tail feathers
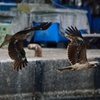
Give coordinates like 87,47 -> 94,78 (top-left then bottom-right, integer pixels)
57,66 -> 73,72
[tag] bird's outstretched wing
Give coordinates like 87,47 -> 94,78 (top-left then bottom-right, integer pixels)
0,34 -> 12,48
14,22 -> 52,36
66,26 -> 83,39
0,22 -> 52,47
65,26 -> 87,65
33,22 -> 52,30
12,22 -> 52,40
8,40 -> 28,71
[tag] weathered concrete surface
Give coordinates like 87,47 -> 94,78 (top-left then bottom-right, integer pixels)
0,48 -> 100,100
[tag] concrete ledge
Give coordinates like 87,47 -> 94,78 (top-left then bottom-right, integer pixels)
0,48 -> 100,100
0,93 -> 32,100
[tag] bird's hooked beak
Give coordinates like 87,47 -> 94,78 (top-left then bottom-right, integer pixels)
88,61 -> 99,67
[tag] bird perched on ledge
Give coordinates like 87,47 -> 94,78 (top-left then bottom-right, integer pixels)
0,22 -> 52,71
57,26 -> 99,72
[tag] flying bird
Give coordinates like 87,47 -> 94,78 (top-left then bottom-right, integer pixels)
0,22 -> 52,71
57,26 -> 99,72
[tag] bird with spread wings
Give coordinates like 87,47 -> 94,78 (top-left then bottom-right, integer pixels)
57,26 -> 99,72
0,22 -> 52,71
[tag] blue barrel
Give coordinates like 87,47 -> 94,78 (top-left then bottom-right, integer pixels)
33,22 -> 68,42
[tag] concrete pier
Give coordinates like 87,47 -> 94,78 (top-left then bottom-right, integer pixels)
0,48 -> 100,100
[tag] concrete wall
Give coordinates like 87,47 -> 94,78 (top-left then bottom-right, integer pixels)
0,49 -> 100,100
